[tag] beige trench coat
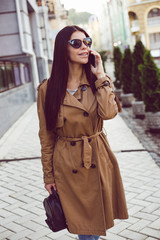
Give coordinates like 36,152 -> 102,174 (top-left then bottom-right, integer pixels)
37,74 -> 128,236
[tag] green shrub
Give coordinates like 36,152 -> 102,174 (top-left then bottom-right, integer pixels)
121,47 -> 133,94
132,40 -> 145,100
113,47 -> 122,89
139,50 -> 160,112
99,51 -> 107,72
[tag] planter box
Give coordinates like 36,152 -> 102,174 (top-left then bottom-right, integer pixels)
121,93 -> 134,107
146,112 -> 160,133
132,101 -> 145,119
114,89 -> 122,101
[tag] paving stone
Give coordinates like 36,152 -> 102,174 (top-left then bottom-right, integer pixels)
26,206 -> 45,215
124,216 -> 140,224
136,191 -> 153,200
6,229 -> 34,240
14,213 -> 39,224
142,203 -> 160,213
152,209 -> 160,216
119,229 -> 147,240
39,237 -> 53,240
0,209 -> 13,218
4,222 -> 26,233
108,222 -> 131,234
66,232 -> 78,239
145,196 -> 160,204
0,225 -> 6,233
140,227 -> 160,239
129,199 -> 151,207
4,201 -> 25,211
56,236 -> 77,240
0,214 -> 20,226
128,205 -> 144,215
126,186 -> 143,194
149,218 -> 160,230
145,238 -> 158,240
135,212 -> 159,221
11,207 -> 31,216
128,219 -> 151,231
27,227 -> 52,239
0,229 -> 14,239
21,220 -> 45,231
47,229 -> 68,239
100,232 -> 127,240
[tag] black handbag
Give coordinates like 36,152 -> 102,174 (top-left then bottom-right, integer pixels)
43,187 -> 67,232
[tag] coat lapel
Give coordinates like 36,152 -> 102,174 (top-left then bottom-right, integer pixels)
63,73 -> 96,112
63,91 -> 87,111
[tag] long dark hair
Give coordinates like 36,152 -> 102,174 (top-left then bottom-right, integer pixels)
45,25 -> 96,131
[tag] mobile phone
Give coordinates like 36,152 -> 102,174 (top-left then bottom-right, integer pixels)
89,52 -> 96,68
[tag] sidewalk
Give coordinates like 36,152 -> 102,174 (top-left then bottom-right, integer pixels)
0,103 -> 160,240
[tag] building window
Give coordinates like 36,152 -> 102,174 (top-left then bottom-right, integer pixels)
0,61 -> 30,93
148,8 -> 160,18
13,63 -> 21,86
6,62 -> 15,89
0,62 -> 8,92
149,32 -> 160,50
148,8 -> 160,26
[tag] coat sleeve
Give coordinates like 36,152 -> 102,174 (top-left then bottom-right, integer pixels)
37,83 -> 57,184
95,75 -> 120,120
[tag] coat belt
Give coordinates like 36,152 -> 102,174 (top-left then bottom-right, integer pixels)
58,131 -> 102,169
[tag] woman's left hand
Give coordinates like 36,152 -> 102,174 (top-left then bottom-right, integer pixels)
90,50 -> 105,79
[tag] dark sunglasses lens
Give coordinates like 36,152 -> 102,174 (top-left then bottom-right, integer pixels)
84,37 -> 92,47
71,39 -> 82,48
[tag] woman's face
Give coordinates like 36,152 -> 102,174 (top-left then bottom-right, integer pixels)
67,31 -> 90,65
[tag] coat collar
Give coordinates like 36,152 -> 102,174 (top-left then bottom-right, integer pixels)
63,73 -> 94,112
63,91 -> 87,111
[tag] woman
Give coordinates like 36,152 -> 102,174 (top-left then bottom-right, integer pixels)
37,25 -> 128,240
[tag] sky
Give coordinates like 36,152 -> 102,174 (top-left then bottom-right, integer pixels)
60,0 -> 101,14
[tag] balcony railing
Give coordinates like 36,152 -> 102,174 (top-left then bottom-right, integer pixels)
131,20 -> 140,32
147,16 -> 160,26
150,42 -> 160,50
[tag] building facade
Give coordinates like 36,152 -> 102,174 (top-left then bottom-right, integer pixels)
0,0 -> 67,138
99,0 -> 131,55
127,0 -> 160,66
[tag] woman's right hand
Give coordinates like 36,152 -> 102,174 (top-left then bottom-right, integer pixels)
45,182 -> 57,194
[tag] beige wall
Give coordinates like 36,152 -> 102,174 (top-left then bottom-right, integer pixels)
127,1 -> 160,49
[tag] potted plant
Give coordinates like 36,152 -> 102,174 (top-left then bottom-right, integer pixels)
113,46 -> 122,100
121,46 -> 134,107
132,40 -> 145,119
139,50 -> 160,132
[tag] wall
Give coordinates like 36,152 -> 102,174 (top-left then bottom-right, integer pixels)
0,0 -> 22,57
0,82 -> 34,138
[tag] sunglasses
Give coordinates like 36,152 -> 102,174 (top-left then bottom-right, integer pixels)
68,37 -> 92,49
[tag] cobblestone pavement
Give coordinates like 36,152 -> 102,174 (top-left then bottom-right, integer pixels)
120,107 -> 160,168
0,103 -> 160,240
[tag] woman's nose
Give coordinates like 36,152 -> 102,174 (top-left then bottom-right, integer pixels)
81,42 -> 88,49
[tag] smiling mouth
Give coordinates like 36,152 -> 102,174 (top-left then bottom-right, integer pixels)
79,52 -> 88,56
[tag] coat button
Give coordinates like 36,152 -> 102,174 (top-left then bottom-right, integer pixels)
72,169 -> 78,174
91,164 -> 96,168
64,117 -> 66,122
70,141 -> 76,146
83,111 -> 89,117
81,85 -> 87,91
